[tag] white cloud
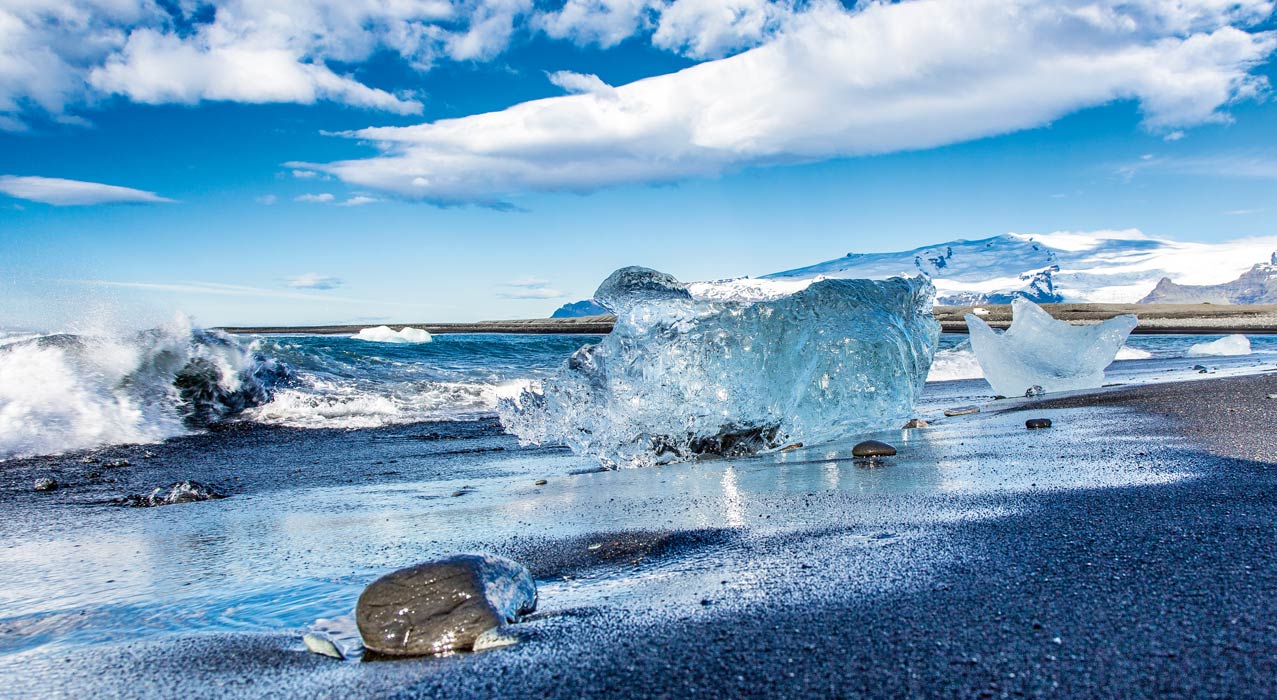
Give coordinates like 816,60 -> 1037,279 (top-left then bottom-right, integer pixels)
0,175 -> 173,205
337,195 -> 380,206
300,0 -> 1277,205
497,277 -> 565,299
286,273 -> 343,289
256,194 -> 278,205
292,169 -> 321,179
295,192 -> 336,203
1224,207 -> 1265,215
536,0 -> 653,48
547,70 -> 616,96
1117,152 -> 1277,180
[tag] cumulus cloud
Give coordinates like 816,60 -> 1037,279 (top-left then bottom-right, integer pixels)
547,70 -> 616,96
0,175 -> 173,205
299,0 -> 1277,206
286,273 -> 343,290
0,0 -> 539,128
497,277 -> 565,299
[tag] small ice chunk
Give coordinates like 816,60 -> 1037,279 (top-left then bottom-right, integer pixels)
592,266 -> 691,313
353,326 -> 433,344
501,268 -> 940,468
965,298 -> 1136,397
1186,335 -> 1250,357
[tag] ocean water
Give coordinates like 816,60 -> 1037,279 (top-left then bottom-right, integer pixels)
3,326 -> 1276,461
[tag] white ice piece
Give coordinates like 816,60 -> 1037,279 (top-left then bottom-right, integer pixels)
499,267 -> 940,468
1186,334 -> 1250,357
965,298 -> 1137,397
352,326 -> 433,344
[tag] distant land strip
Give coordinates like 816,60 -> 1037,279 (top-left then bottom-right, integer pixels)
219,304 -> 1277,336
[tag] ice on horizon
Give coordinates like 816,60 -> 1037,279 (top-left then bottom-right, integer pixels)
965,298 -> 1136,397
499,267 -> 940,468
353,326 -> 433,344
1186,334 -> 1251,357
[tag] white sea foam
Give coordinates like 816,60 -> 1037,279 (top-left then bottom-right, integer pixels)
926,347 -> 983,382
0,319 -> 279,460
353,326 -> 433,344
1115,345 -> 1153,360
246,378 -> 532,429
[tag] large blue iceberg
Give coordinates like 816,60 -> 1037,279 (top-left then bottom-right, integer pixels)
965,297 -> 1137,397
499,267 -> 940,468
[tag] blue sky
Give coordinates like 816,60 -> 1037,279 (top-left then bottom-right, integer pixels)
2,0 -> 1277,328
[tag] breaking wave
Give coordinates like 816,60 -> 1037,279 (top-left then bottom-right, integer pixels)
0,320 -> 285,460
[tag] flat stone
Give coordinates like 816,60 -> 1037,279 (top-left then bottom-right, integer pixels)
34,477 -> 58,492
356,554 -> 536,657
1025,418 -> 1052,430
779,443 -> 804,451
302,632 -> 345,660
944,405 -> 981,417
901,419 -> 929,429
534,479 -> 548,486
852,440 -> 897,458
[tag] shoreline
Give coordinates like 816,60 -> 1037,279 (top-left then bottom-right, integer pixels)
3,372 -> 1276,697
218,303 -> 1277,336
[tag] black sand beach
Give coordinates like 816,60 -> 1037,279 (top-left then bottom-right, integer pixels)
2,372 -> 1274,698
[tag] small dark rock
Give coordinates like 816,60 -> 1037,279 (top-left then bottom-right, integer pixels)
356,554 -> 536,657
1192,364 -> 1208,371
901,419 -> 929,429
852,440 -> 897,458
534,479 -> 548,486
1025,418 -> 1052,430
117,481 -> 225,507
34,478 -> 58,492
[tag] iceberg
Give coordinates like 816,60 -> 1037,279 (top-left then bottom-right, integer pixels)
353,326 -> 433,344
499,267 -> 940,468
965,298 -> 1137,397
1186,334 -> 1251,357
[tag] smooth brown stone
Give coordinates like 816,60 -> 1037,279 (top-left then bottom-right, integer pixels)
852,440 -> 897,458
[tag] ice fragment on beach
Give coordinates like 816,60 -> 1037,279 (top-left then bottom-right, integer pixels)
499,268 -> 939,468
1186,334 -> 1250,357
965,298 -> 1136,397
352,326 -> 433,344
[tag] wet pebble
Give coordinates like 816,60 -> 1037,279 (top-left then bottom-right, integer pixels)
302,632 -> 345,660
356,554 -> 536,657
1025,418 -> 1052,430
852,440 -> 897,458
34,477 -> 58,492
534,479 -> 548,486
944,405 -> 981,417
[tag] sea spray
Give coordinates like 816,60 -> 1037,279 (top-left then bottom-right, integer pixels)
499,267 -> 940,468
0,318 -> 284,460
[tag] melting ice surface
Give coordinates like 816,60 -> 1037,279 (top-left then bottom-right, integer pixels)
965,298 -> 1137,397
1187,334 -> 1251,357
499,267 -> 940,468
353,326 -> 433,344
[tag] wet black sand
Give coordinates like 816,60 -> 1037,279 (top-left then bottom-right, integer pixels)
3,374 -> 1277,698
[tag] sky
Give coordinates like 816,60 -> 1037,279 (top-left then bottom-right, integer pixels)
2,0 -> 1277,329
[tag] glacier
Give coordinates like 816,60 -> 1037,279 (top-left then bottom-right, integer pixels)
500,267 -> 940,468
965,298 -> 1137,397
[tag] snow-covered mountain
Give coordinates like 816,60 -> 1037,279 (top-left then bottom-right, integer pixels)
760,230 -> 1277,305
551,229 -> 1277,316
1140,255 -> 1277,304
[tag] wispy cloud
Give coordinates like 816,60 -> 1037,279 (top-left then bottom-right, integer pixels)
0,175 -> 173,206
1115,152 -> 1277,182
337,195 -> 380,206
1225,208 -> 1266,216
286,273 -> 343,290
295,192 -> 379,206
295,193 -> 335,203
256,194 -> 278,205
497,277 -> 565,299
79,279 -> 360,303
